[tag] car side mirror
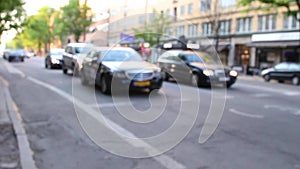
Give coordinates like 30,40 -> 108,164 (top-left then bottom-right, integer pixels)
92,57 -> 98,62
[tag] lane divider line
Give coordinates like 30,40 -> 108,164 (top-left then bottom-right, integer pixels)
229,108 -> 264,119
27,76 -> 186,169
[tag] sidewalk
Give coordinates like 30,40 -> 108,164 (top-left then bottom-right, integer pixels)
0,78 -> 20,169
238,74 -> 264,82
0,58 -> 37,169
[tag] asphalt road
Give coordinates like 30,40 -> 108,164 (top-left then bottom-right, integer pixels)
1,57 -> 300,169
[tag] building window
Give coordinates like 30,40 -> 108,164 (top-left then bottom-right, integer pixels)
188,24 -> 198,37
202,22 -> 213,36
200,0 -> 211,11
180,5 -> 185,16
283,12 -> 300,30
165,27 -> 173,37
138,16 -> 144,24
236,17 -> 252,33
175,25 -> 185,38
258,14 -> 276,32
173,7 -> 177,21
166,9 -> 170,16
188,3 -> 193,14
220,0 -> 235,8
219,20 -> 231,35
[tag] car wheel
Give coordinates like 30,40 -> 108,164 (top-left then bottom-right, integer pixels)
80,71 -> 89,86
226,83 -> 233,88
100,76 -> 110,94
191,74 -> 199,87
21,58 -> 24,62
162,71 -> 170,81
291,76 -> 299,85
45,62 -> 48,69
263,74 -> 270,82
278,80 -> 284,83
63,67 -> 68,74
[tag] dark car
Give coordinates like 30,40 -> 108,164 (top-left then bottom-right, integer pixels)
62,43 -> 94,75
261,62 -> 300,85
80,47 -> 163,94
5,49 -> 26,62
157,50 -> 238,88
45,48 -> 65,69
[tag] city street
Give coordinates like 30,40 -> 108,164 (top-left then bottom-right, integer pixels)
1,57 -> 300,169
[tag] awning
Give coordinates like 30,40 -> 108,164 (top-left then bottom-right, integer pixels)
248,41 -> 300,48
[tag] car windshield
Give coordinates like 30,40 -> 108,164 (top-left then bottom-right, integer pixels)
102,50 -> 143,62
180,52 -> 217,64
50,50 -> 64,55
10,50 -> 24,55
75,47 -> 90,54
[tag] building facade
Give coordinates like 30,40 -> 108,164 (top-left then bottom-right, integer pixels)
154,0 -> 300,69
88,0 -> 300,69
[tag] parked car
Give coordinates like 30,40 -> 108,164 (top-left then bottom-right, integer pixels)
45,48 -> 65,69
157,49 -> 238,88
62,43 -> 94,75
5,49 -> 26,62
261,62 -> 300,85
80,47 -> 163,94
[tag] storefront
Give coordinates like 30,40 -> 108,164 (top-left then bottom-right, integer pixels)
249,31 -> 300,70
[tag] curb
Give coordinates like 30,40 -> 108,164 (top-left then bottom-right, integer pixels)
0,77 -> 37,169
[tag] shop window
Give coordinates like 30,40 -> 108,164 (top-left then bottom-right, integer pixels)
180,5 -> 185,16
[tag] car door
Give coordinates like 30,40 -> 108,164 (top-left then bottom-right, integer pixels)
64,46 -> 74,68
271,63 -> 290,80
90,51 -> 101,84
177,54 -> 193,83
82,50 -> 96,81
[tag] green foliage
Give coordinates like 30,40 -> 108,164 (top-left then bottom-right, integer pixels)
238,0 -> 300,20
60,0 -> 93,42
133,10 -> 172,46
0,0 -> 26,42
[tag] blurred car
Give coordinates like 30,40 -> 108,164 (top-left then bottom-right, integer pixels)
157,49 -> 238,88
62,43 -> 94,76
80,47 -> 163,94
5,49 -> 26,62
45,48 -> 65,69
261,62 -> 300,85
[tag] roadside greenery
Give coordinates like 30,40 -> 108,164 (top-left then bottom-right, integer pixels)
238,0 -> 300,27
8,0 -> 93,54
0,0 -> 26,44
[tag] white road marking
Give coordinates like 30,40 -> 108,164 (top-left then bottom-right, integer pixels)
229,108 -> 264,119
251,93 -> 271,98
264,105 -> 300,116
27,76 -> 186,169
3,61 -> 26,77
237,84 -> 300,96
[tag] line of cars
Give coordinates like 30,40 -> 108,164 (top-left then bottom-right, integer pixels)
44,42 -> 239,95
2,49 -> 33,62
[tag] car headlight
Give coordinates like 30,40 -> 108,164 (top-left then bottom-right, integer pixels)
51,58 -> 60,64
203,70 -> 214,76
114,71 -> 127,78
229,70 -> 238,77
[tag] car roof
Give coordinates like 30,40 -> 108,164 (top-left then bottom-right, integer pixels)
67,43 -> 94,47
92,46 -> 135,52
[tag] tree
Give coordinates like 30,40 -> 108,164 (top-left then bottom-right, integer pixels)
133,10 -> 172,46
238,0 -> 300,29
60,0 -> 93,42
0,0 -> 26,43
